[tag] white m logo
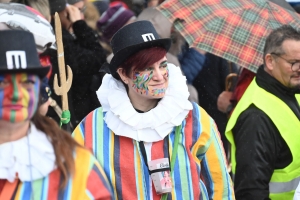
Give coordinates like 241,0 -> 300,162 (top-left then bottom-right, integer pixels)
6,51 -> 27,70
142,33 -> 155,42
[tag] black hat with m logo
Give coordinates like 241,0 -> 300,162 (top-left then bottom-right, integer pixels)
0,30 -> 50,78
109,20 -> 171,79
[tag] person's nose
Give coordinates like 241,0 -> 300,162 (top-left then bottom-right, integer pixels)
151,67 -> 164,81
8,76 -> 23,102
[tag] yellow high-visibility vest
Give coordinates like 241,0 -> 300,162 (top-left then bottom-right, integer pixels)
226,78 -> 300,199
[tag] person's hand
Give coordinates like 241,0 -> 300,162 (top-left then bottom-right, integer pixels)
217,91 -> 233,113
66,4 -> 81,23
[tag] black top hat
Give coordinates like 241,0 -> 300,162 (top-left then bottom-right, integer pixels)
0,30 -> 49,78
110,20 -> 171,79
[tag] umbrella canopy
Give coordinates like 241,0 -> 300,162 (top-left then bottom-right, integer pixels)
270,0 -> 295,11
157,0 -> 300,73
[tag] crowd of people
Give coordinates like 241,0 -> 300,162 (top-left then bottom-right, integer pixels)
0,0 -> 299,199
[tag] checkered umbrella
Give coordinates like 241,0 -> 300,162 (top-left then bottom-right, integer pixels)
157,0 -> 300,73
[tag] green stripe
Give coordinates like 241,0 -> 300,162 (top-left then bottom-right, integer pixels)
95,108 -> 104,166
177,135 -> 190,198
11,75 -> 18,122
32,178 -> 44,199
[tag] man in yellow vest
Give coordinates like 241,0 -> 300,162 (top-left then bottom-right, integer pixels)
226,25 -> 300,200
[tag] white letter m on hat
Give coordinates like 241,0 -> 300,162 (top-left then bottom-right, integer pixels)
6,51 -> 27,69
142,33 -> 155,42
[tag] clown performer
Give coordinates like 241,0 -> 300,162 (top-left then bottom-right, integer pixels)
0,3 -> 64,119
0,30 -> 113,199
73,21 -> 234,199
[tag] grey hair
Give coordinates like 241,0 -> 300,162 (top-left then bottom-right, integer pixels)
263,25 -> 300,65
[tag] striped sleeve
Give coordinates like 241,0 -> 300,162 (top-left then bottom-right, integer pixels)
193,106 -> 235,200
86,156 -> 114,200
72,117 -> 86,146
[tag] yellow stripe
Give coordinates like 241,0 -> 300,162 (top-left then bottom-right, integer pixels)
135,142 -> 145,199
14,182 -> 23,200
70,147 -> 92,199
73,126 -> 84,146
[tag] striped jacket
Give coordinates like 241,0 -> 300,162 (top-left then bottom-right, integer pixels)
73,103 -> 235,199
0,146 -> 113,200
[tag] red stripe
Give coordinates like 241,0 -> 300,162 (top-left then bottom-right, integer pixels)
47,169 -> 60,199
85,112 -> 94,153
87,169 -> 112,199
184,111 -> 200,199
119,137 -> 137,198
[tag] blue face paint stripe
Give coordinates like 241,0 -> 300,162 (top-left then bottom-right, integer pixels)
27,75 -> 40,119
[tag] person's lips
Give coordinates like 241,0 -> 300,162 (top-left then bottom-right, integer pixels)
291,75 -> 300,79
150,83 -> 165,87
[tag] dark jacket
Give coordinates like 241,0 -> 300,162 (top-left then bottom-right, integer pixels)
192,53 -> 238,154
44,20 -> 106,129
233,66 -> 300,200
178,45 -> 206,84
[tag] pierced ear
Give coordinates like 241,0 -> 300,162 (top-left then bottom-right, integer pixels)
117,68 -> 128,83
265,54 -> 274,71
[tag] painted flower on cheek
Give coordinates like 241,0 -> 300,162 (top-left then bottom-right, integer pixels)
132,70 -> 153,95
0,74 -> 40,123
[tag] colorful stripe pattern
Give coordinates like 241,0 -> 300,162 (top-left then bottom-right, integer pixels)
73,102 -> 235,199
3,146 -> 113,200
0,73 -> 40,123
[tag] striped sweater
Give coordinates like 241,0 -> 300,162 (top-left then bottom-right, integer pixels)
0,146 -> 113,200
73,103 -> 235,199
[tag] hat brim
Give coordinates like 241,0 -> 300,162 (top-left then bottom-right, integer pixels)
0,66 -> 50,79
110,38 -> 171,79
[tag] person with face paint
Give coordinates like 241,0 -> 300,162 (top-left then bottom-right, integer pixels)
0,30 -> 113,199
73,21 -> 234,199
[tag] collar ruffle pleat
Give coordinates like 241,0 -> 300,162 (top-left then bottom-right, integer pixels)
97,63 -> 193,142
0,123 -> 56,183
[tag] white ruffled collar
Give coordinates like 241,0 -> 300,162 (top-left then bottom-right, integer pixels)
97,63 -> 193,142
0,123 -> 56,182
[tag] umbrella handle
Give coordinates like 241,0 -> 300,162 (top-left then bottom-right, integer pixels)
225,73 -> 238,91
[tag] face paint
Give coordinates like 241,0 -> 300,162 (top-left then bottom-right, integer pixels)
0,73 -> 40,123
132,70 -> 154,95
151,66 -> 169,96
131,61 -> 169,98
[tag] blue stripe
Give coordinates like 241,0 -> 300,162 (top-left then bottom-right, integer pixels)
86,189 -> 94,199
63,179 -> 72,200
102,112 -> 111,179
191,103 -> 200,146
22,182 -> 32,199
93,110 -> 98,158
58,175 -> 65,199
200,180 -> 209,200
42,176 -> 49,200
171,131 -> 183,199
202,155 -> 214,197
